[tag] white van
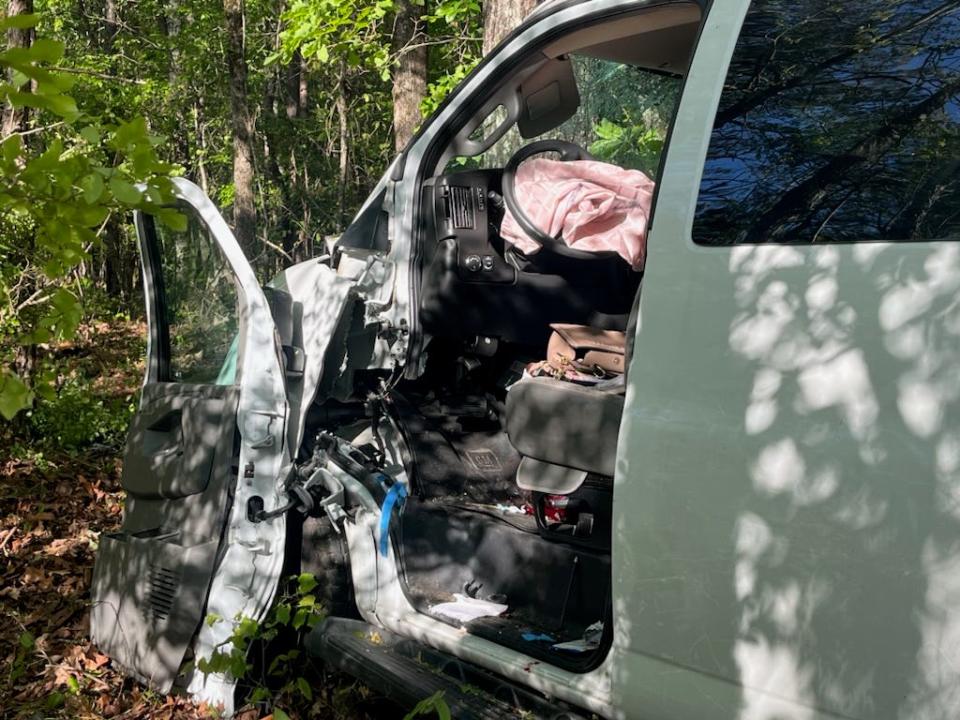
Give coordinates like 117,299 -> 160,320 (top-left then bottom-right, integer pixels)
91,0 -> 960,718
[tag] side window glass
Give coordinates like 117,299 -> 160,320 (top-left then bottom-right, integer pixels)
149,209 -> 240,384
694,1 -> 960,245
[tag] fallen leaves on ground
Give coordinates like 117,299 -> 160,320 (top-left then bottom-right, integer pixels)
0,323 -> 210,719
0,444 -> 211,719
0,321 -> 399,720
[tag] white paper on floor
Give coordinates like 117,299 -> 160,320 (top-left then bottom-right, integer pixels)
552,620 -> 604,653
429,593 -> 508,623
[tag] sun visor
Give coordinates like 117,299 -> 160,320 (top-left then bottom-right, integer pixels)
517,56 -> 580,139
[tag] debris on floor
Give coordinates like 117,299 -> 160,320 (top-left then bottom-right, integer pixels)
429,594 -> 508,623
552,621 -> 604,653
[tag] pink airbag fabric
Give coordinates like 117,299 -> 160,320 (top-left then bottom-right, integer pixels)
500,158 -> 655,270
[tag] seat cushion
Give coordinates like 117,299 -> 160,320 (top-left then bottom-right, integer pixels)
506,376 -> 625,478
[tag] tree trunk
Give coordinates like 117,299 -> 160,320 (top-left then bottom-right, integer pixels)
4,0 -> 34,386
482,0 -> 536,56
336,68 -> 349,229
285,50 -> 303,119
102,0 -> 118,49
298,52 -> 308,115
166,0 -> 181,83
193,97 -> 210,194
391,0 -> 427,151
2,0 -> 33,137
224,0 -> 257,256
102,220 -> 123,299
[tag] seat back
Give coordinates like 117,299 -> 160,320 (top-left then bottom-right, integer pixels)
506,376 -> 624,479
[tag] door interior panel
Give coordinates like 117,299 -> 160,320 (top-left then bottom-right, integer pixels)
92,382 -> 241,690
90,182 -> 285,697
121,384 -> 237,500
91,531 -> 221,693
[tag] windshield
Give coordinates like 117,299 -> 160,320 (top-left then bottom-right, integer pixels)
453,55 -> 682,178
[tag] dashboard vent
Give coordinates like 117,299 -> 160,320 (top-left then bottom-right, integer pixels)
447,186 -> 475,230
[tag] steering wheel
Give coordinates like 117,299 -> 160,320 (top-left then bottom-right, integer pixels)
501,139 -> 614,262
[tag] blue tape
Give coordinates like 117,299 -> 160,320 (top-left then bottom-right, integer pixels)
379,482 -> 407,557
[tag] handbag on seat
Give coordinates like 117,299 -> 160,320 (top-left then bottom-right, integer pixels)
546,323 -> 626,376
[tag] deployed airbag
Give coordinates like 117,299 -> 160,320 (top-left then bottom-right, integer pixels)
500,158 -> 654,269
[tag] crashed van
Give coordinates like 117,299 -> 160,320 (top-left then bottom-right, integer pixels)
91,0 -> 960,717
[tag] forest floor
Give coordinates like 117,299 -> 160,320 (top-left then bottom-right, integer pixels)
0,322 -> 389,720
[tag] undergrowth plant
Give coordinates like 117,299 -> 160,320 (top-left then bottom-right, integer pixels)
199,573 -> 327,713
403,690 -> 451,720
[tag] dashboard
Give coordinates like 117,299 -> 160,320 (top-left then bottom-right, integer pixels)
418,169 -> 641,347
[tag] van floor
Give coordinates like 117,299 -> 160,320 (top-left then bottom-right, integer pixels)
396,405 -> 523,506
398,503 -> 609,653
392,404 -> 611,669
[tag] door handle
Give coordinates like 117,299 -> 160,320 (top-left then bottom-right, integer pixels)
143,409 -> 184,457
153,443 -> 183,457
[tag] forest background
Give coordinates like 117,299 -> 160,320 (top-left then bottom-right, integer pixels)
0,0 -> 536,717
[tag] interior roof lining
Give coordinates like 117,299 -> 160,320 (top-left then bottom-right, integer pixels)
542,2 -> 703,70
576,21 -> 702,75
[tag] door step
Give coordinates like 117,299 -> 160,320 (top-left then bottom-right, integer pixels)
305,617 -> 588,720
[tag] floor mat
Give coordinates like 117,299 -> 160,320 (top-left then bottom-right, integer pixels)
397,407 -> 523,505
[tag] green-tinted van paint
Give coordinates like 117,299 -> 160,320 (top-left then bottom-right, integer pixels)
614,1 -> 960,718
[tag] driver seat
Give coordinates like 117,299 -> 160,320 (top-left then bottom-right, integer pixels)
505,300 -> 638,492
506,376 -> 624,492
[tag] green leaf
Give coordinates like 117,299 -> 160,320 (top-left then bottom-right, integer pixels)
250,687 -> 272,703
0,371 -> 33,420
9,68 -> 28,88
41,91 -> 79,120
79,125 -> 100,144
66,675 -> 80,694
29,38 -> 65,63
48,288 -> 83,336
298,573 -> 318,594
111,117 -> 149,150
80,173 -> 104,204
5,88 -> 43,109
273,603 -> 291,625
155,208 -> 187,231
109,177 -> 142,205
18,632 -> 34,650
273,709 -> 290,720
2,134 -> 22,165
403,690 -> 450,720
0,13 -> 39,31
296,676 -> 313,701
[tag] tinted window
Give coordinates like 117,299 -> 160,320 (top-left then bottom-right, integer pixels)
694,1 -> 960,245
150,210 -> 240,384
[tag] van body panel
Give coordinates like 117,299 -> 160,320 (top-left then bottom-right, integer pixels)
617,1 -> 960,718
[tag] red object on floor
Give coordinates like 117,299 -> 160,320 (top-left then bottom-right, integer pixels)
542,494 -> 571,523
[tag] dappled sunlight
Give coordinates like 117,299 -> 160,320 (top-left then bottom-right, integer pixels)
723,240 -> 960,718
